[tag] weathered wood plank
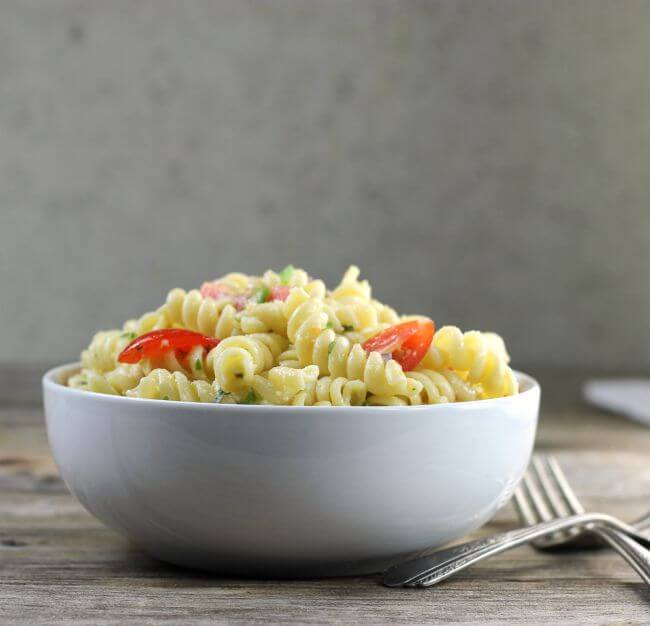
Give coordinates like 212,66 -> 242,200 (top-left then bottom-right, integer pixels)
1,575 -> 648,625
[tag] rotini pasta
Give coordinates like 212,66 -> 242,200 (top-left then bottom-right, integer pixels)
421,326 -> 518,398
70,265 -> 519,405
214,272 -> 254,293
152,344 -> 214,381
81,308 -> 173,373
69,364 -> 146,395
407,369 -> 479,404
164,288 -> 240,339
239,301 -> 287,336
313,376 -> 368,406
252,365 -> 319,405
122,308 -> 172,336
328,298 -> 380,336
81,330 -> 135,372
263,267 -> 327,298
330,265 -> 371,302
126,369 -> 223,403
290,326 -> 419,397
209,333 -> 288,393
278,345 -> 300,368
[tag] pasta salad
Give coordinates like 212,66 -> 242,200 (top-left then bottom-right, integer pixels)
68,266 -> 518,406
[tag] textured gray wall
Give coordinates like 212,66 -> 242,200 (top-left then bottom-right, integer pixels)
1,0 -> 649,371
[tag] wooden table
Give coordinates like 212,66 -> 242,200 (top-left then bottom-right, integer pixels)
1,380 -> 649,624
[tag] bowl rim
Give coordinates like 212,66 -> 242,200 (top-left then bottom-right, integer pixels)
43,362 -> 540,413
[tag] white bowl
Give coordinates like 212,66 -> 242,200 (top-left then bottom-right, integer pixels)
43,363 -> 540,577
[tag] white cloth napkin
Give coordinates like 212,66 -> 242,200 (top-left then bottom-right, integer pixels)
583,378 -> 650,427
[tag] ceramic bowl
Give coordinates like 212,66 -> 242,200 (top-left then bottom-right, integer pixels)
43,363 -> 540,577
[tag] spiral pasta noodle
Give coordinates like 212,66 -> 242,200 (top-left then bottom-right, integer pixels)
164,288 -> 240,339
366,370 -> 477,406
126,369 -> 223,403
122,308 -> 172,336
421,326 -> 518,398
407,369 -> 479,404
252,365 -> 319,405
313,376 -> 368,406
215,272 -> 253,292
330,265 -> 371,301
69,364 -> 145,396
278,345 -> 300,368
239,301 -> 287,336
328,298 -> 380,336
263,267 -> 326,298
209,333 -> 288,393
372,300 -> 400,326
81,330 -> 134,373
288,319 -> 417,397
147,344 -> 215,382
69,265 -> 519,406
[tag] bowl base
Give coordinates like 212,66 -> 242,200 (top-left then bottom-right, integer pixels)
141,545 -> 405,579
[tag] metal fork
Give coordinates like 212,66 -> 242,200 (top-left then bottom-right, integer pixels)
384,459 -> 650,587
513,455 -> 650,583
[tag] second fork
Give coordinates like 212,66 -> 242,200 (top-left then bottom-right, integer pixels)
514,455 -> 650,584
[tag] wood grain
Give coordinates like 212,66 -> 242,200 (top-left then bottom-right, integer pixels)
1,402 -> 649,625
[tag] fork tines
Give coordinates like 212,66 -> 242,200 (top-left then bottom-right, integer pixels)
514,455 -> 587,547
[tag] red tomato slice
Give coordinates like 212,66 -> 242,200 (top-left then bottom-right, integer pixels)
269,285 -> 290,302
118,329 -> 220,364
362,319 -> 435,371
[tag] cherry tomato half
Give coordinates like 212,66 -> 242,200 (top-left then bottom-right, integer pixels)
362,319 -> 435,371
118,329 -> 220,364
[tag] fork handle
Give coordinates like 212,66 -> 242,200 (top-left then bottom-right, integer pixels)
591,526 -> 650,585
383,512 -> 646,587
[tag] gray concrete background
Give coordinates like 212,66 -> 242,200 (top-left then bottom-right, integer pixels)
1,0 -> 649,373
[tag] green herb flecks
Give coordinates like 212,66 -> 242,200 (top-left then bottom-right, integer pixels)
328,341 -> 335,355
252,286 -> 270,304
325,321 -> 334,330
195,358 -> 202,371
278,265 -> 295,285
214,388 -> 231,403
342,325 -> 354,332
163,395 -> 170,401
241,389 -> 259,405
121,331 -> 137,340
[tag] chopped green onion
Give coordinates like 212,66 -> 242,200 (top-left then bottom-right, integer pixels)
325,321 -> 334,329
252,286 -> 270,303
241,389 -> 259,405
278,265 -> 295,285
342,324 -> 354,332
195,358 -> 202,371
121,331 -> 137,339
214,388 -> 231,403
163,395 -> 170,401
328,341 -> 335,355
